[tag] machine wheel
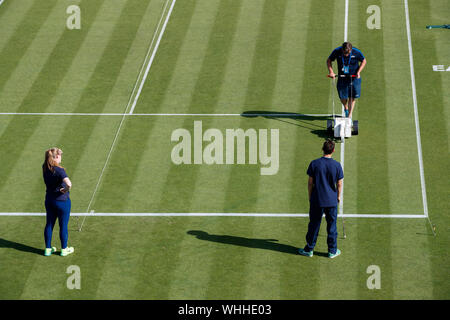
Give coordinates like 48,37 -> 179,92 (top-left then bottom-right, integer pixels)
352,120 -> 359,135
327,119 -> 333,136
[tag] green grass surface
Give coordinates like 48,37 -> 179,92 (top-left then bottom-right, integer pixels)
0,0 -> 448,299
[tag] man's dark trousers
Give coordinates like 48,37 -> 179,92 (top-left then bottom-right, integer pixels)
304,203 -> 338,254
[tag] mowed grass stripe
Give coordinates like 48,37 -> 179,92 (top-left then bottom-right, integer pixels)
354,8 -> 389,214
0,0 -> 123,213
316,0 -> 360,299
70,0 -> 168,213
157,0 -> 235,212
0,0 -> 35,53
204,0 -> 287,299
48,0 -> 134,213
148,0 -> 224,299
127,0 -> 204,298
186,0 -> 262,214
0,0 -> 105,212
101,0 -> 169,114
0,217 -> 56,299
14,0 -> 150,297
181,0 -> 264,299
243,0 -> 311,299
44,0 -> 128,114
166,0 -> 243,299
381,1 -> 423,215
135,1 -> 196,114
94,0 -> 191,294
14,1 -> 134,299
53,0 -> 153,298
285,0 -> 339,299
213,0 -> 263,113
354,0 -> 393,299
0,0 -> 57,98
0,0 -> 106,208
14,0 -> 105,114
0,1 -> 68,111
410,0 -> 448,299
69,0 -> 150,114
94,217 -> 155,299
152,0 -> 219,114
0,0 -> 68,194
56,0 -> 151,194
339,0 -> 358,214
93,0 -> 196,213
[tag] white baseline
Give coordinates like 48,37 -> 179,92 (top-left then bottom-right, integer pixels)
0,212 -> 426,218
0,112 -> 334,117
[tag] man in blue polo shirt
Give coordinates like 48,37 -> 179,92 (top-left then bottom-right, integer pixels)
327,42 -> 366,119
298,140 -> 344,258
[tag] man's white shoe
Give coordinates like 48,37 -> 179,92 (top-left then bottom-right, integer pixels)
60,247 -> 74,256
44,247 -> 57,256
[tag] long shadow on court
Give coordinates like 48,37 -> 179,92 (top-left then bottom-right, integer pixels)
187,230 -> 300,256
187,231 -> 329,257
0,238 -> 42,255
241,110 -> 338,140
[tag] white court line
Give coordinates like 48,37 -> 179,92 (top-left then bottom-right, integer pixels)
338,0 -> 349,220
344,0 -> 349,42
0,112 -> 334,117
128,0 -> 176,114
0,212 -> 426,218
126,0 -> 173,116
404,0 -> 429,218
0,0 -> 5,6
79,0 -> 176,231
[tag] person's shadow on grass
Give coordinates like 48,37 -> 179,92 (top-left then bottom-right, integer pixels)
187,230 -> 301,255
0,238 -> 42,255
241,110 -> 336,140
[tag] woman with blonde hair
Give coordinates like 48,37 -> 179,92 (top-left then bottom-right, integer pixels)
42,147 -> 74,256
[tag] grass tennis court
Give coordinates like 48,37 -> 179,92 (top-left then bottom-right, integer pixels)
0,0 -> 448,300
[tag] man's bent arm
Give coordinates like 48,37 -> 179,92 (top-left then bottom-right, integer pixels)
357,58 -> 366,77
327,59 -> 335,78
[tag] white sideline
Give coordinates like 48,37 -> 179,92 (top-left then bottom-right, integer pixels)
128,0 -> 176,114
404,0 -> 429,219
338,0 -> 349,220
79,0 -> 176,231
0,212 -> 426,218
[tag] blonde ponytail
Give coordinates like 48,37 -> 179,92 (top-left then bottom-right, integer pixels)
43,148 -> 63,172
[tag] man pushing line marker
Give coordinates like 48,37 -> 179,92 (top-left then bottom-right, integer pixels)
327,42 -> 366,120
